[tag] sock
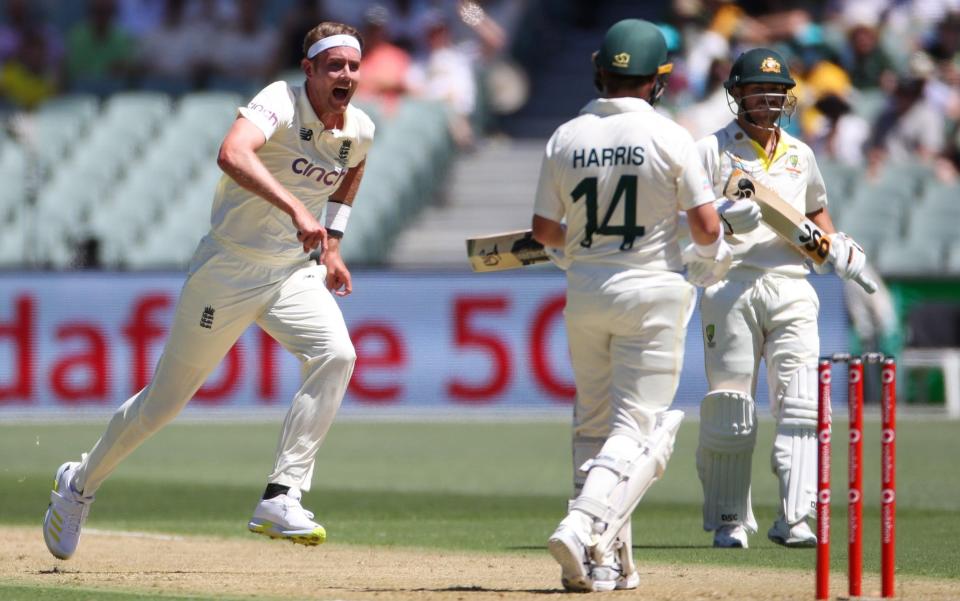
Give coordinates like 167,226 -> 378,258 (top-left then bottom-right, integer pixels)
262,483 -> 290,500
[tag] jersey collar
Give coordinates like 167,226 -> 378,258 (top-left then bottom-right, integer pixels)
727,122 -> 789,171
580,96 -> 653,117
296,86 -> 352,135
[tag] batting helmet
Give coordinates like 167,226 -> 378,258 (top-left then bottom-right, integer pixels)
723,48 -> 796,90
595,19 -> 673,78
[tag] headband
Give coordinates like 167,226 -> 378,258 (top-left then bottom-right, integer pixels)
306,35 -> 362,59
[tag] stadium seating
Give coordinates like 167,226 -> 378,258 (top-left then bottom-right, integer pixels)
875,242 -> 943,276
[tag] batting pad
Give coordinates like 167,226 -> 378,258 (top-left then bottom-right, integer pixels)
697,390 -> 758,532
772,425 -> 818,524
571,410 -> 684,554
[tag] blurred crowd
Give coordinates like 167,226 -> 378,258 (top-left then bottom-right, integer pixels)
664,0 -> 960,184
4,0 -> 960,173
0,0 -> 510,147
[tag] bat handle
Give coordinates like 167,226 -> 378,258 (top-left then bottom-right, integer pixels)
854,271 -> 878,294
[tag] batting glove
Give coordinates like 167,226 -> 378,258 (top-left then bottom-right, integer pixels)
716,199 -> 762,235
683,237 -> 733,288
826,232 -> 867,281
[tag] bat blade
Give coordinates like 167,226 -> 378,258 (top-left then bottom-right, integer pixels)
465,229 -> 549,272
722,169 -> 877,293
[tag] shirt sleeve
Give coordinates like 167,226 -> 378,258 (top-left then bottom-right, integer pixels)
532,134 -> 565,222
237,81 -> 295,141
675,133 -> 716,211
805,150 -> 828,213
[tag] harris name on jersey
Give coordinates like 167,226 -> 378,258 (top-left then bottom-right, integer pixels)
572,146 -> 645,169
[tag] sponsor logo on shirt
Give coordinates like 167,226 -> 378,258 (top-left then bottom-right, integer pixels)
246,102 -> 278,128
299,127 -> 313,141
291,157 -> 347,186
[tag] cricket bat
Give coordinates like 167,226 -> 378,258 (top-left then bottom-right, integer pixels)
722,169 -> 877,294
465,229 -> 549,272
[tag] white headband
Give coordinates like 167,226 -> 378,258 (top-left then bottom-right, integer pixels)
307,34 -> 362,59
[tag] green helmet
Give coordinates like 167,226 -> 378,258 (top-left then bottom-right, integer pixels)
595,19 -> 673,77
723,48 -> 796,90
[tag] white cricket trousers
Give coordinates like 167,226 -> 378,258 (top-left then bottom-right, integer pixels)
74,235 -> 356,495
699,270 -> 819,411
565,267 -> 696,444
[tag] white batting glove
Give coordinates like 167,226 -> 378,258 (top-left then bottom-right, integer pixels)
827,232 -> 867,281
683,237 -> 733,288
716,199 -> 762,235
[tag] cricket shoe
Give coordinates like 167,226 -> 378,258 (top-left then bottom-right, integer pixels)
548,515 -> 595,592
43,461 -> 94,560
591,555 -> 640,591
248,493 -> 326,546
767,517 -> 816,548
713,524 -> 749,548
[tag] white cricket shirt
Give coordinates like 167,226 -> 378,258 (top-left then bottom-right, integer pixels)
698,121 -> 828,277
534,97 -> 715,272
209,81 -> 375,264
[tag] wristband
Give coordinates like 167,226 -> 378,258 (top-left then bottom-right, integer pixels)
693,228 -> 723,258
325,201 -> 351,238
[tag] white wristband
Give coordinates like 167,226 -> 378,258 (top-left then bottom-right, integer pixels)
693,228 -> 723,258
325,201 -> 351,235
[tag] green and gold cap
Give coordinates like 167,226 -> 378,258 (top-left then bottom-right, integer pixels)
723,48 -> 796,90
595,19 -> 673,77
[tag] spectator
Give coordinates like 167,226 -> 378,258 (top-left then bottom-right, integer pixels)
0,0 -> 64,65
274,0 -> 330,73
869,75 -> 946,163
65,0 -> 136,92
802,59 -> 870,166
809,93 -> 871,166
407,11 -> 477,148
355,4 -> 412,117
0,26 -> 60,110
678,56 -> 734,139
137,0 -> 214,90
209,0 -> 279,87
116,0 -> 166,38
840,7 -> 898,91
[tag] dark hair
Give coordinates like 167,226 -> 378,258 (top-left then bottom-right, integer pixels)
302,22 -> 364,57
597,70 -> 655,94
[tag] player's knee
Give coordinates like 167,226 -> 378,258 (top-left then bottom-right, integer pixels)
305,337 -> 356,373
699,390 -> 757,453
775,363 -> 818,428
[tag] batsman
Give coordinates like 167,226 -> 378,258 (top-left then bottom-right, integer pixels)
694,48 -> 871,549
532,19 -> 730,592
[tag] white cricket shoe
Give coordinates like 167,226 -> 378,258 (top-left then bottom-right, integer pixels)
713,524 -> 749,548
591,558 -> 640,591
43,461 -> 94,560
547,520 -> 594,592
767,517 -> 817,548
248,493 -> 326,546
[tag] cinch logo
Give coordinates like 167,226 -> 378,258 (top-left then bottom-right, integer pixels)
247,102 -> 278,127
291,158 -> 346,186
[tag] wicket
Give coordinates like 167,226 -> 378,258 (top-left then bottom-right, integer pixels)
816,353 -> 896,600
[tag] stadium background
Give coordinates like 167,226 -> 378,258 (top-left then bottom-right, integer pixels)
1,2 -> 960,600
2,0 -> 959,416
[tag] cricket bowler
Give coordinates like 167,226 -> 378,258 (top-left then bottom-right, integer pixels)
532,19 -> 732,592
694,48 -> 869,549
43,21 -> 374,559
